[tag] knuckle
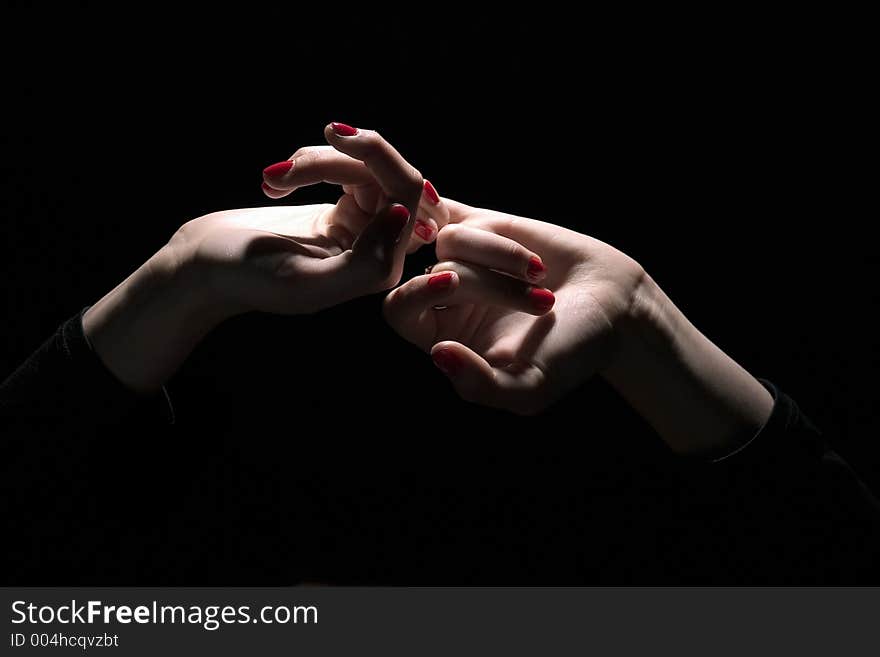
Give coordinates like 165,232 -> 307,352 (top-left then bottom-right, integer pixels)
435,224 -> 463,257
360,129 -> 383,150
291,146 -> 314,160
405,165 -> 423,189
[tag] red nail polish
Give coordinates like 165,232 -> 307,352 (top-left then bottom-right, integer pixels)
432,348 -> 463,376
330,122 -> 358,136
428,271 -> 454,290
528,287 -> 555,313
386,204 -> 410,236
263,160 -> 293,177
261,181 -> 278,194
423,179 -> 440,205
414,220 -> 434,241
388,204 -> 410,223
527,257 -> 546,280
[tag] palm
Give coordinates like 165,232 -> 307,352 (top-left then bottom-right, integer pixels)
169,197 -> 403,315
391,200 -> 645,413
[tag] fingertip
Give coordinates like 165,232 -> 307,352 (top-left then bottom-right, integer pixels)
526,256 -> 547,283
423,179 -> 441,205
527,287 -> 556,314
327,122 -> 359,138
261,181 -> 288,199
431,343 -> 465,377
413,218 -> 437,243
426,270 -> 458,293
262,160 -> 294,179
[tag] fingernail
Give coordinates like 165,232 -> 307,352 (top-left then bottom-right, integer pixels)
261,181 -> 278,194
387,204 -> 410,238
423,179 -> 440,205
414,220 -> 434,241
330,122 -> 358,136
428,271 -> 454,291
528,287 -> 556,313
263,160 -> 293,177
527,257 -> 546,280
432,348 -> 463,376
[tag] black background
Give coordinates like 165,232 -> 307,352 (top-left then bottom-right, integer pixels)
1,10 -> 876,582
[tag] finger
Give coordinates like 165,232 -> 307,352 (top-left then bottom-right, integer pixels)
326,193 -> 372,249
324,123 -> 423,211
408,215 -> 439,253
261,181 -> 292,199
262,146 -> 374,192
383,262 -> 555,343
292,203 -> 412,310
382,269 -> 461,346
430,341 -> 546,415
419,179 -> 450,230
429,262 -> 555,314
436,223 -> 547,283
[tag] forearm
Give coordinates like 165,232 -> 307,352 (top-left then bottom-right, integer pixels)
82,244 -> 226,393
603,272 -> 773,455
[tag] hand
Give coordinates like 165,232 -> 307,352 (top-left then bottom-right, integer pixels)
384,200 -> 773,454
182,122 -> 433,316
82,123 -> 428,392
384,199 -> 640,415
261,122 -> 450,255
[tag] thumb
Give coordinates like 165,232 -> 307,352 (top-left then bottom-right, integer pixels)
351,203 -> 412,291
430,341 -> 500,408
430,341 -> 547,415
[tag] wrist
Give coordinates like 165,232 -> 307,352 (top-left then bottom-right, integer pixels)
602,270 -> 773,455
83,242 -> 230,393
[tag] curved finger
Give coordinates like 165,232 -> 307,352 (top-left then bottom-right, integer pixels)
287,203 -> 411,311
262,146 -> 374,192
419,178 -> 450,230
324,123 -> 423,210
436,223 -> 546,283
430,341 -> 546,415
383,262 -> 555,344
382,269 -> 461,345
429,262 -> 555,314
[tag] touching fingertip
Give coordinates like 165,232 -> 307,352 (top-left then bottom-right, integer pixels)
527,256 -> 547,281
423,179 -> 440,205
528,287 -> 556,313
414,220 -> 435,242
427,271 -> 455,291
432,348 -> 463,377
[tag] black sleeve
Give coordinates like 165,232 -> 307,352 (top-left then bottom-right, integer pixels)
0,308 -> 173,428
670,381 -> 880,582
1,310 -> 174,581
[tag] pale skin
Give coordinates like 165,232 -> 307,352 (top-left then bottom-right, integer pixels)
83,123 -> 772,456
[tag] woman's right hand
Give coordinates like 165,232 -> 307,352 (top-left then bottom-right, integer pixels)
384,200 -> 773,455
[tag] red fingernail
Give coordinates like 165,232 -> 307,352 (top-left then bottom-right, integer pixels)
387,204 -> 410,236
423,179 -> 440,205
527,257 -> 546,280
414,220 -> 434,241
528,287 -> 556,312
263,160 -> 293,177
331,122 -> 358,136
261,181 -> 278,194
432,348 -> 463,376
428,271 -> 454,291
